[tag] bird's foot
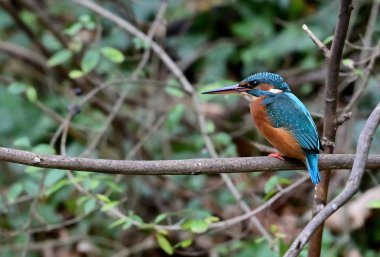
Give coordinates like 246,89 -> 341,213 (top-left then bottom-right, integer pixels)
268,152 -> 285,161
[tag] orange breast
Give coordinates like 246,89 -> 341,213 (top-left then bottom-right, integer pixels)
250,98 -> 305,161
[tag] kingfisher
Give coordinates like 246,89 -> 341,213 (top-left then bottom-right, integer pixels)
202,72 -> 322,185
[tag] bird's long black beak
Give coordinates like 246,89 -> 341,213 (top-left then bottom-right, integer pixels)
202,84 -> 246,94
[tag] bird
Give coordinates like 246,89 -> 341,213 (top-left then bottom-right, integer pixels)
202,72 -> 322,185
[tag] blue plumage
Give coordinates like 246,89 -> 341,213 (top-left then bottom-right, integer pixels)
305,152 -> 321,185
260,88 -> 321,184
263,93 -> 320,153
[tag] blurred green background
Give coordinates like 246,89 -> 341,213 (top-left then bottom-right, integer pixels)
0,0 -> 379,256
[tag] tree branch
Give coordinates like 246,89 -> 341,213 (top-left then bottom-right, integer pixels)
309,1 -> 353,256
285,102 -> 380,257
0,147 -> 379,175
0,41 -> 46,69
302,24 -> 330,58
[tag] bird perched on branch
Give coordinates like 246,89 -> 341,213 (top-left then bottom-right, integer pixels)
202,72 -> 322,185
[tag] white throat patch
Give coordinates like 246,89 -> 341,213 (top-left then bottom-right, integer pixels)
268,88 -> 283,94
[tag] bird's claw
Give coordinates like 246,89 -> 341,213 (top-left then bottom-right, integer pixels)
268,152 -> 285,160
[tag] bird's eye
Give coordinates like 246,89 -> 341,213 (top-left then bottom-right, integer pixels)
248,80 -> 259,88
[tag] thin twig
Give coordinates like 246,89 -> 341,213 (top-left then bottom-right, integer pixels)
0,41 -> 46,69
81,1 -> 167,157
348,1 -> 380,76
340,41 -> 380,116
302,24 -> 330,58
134,0 -> 168,74
81,89 -> 130,156
209,176 -> 308,230
125,115 -> 167,159
308,1 -> 353,257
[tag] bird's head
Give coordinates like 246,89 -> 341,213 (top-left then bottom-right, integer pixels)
202,72 -> 291,98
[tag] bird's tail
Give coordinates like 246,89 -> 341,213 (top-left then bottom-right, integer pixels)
305,152 -> 321,185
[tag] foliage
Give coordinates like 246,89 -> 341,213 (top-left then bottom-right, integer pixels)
0,0 -> 379,256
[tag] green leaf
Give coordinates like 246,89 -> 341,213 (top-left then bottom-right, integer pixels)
36,205 -> 62,223
178,239 -> 192,248
263,188 -> 277,201
105,181 -> 123,193
182,219 -> 209,233
109,217 -> 128,229
7,183 -> 23,203
79,14 -> 96,30
79,14 -> 91,23
44,169 -> 66,187
100,47 -> 125,63
47,49 -> 72,67
69,70 -> 84,79
83,178 -> 101,191
122,218 -> 133,230
322,35 -> 333,45
129,212 -> 144,224
83,198 -> 97,213
165,86 -> 184,98
23,180 -> 40,197
342,59 -> 354,69
264,176 -> 290,194
264,176 -> 279,194
367,199 -> 380,209
204,216 -> 220,223
26,86 -> 37,102
77,196 -> 89,205
206,120 -> 215,133
270,224 -> 278,233
353,68 -> 365,77
13,137 -> 31,149
90,180 -> 100,190
64,22 -> 82,36
44,180 -> 67,196
132,37 -> 150,50
96,194 -> 111,203
20,10 -> 38,30
156,227 -> 168,235
32,144 -> 56,155
156,234 -> 174,255
101,201 -> 119,212
166,104 -> 185,131
154,213 -> 168,224
81,49 -> 100,73
8,82 -> 27,95
69,41 -> 83,52
212,132 -> 231,147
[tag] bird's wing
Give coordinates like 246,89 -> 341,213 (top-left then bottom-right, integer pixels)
263,92 -> 321,152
